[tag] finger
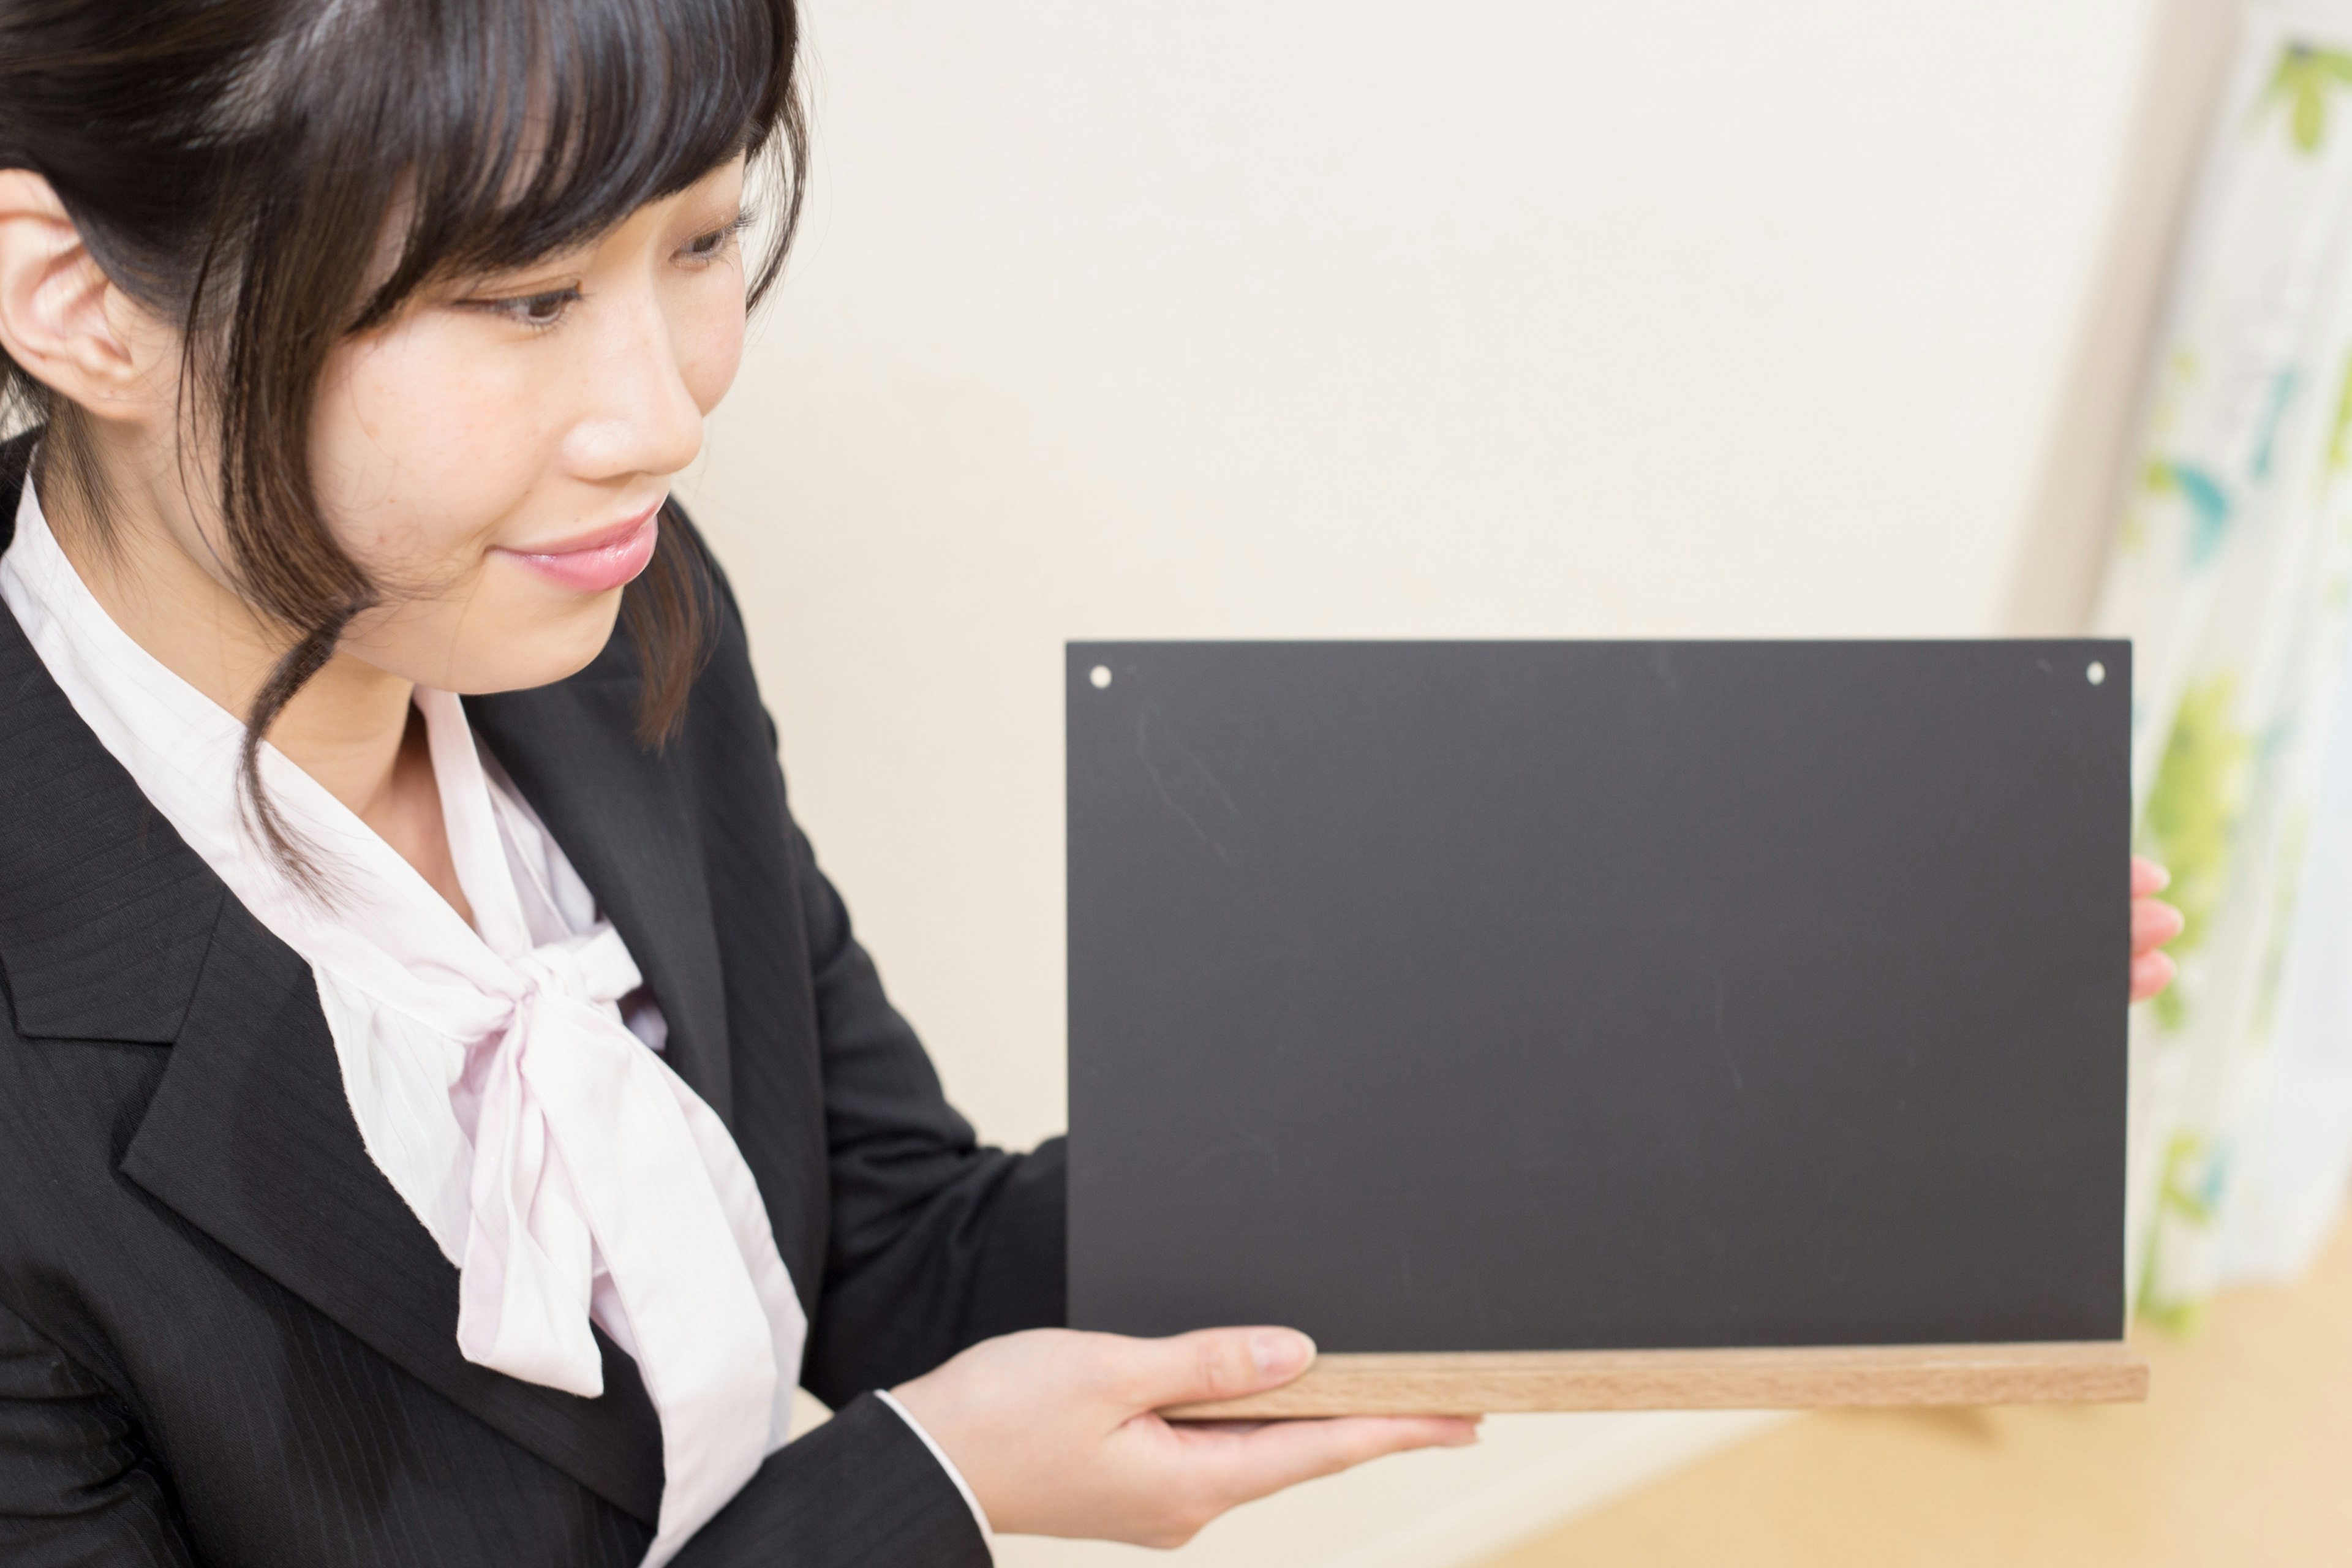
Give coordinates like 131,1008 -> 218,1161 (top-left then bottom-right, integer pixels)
2130,948 -> 2176,1004
1185,1415 -> 1480,1507
2132,856 -> 2171,897
2132,896 -> 2184,954
1115,1327 -> 1317,1411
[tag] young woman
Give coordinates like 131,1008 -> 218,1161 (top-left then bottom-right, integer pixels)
0,3 -> 2182,1564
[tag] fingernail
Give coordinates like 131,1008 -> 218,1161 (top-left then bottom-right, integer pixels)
1251,1330 -> 1314,1380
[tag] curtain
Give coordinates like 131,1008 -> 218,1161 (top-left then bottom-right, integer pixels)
2097,1 -> 2352,1326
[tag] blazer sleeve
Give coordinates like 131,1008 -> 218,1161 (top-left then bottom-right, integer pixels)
788,809 -> 1069,1407
0,1295 -> 196,1568
671,1392 -> 989,1567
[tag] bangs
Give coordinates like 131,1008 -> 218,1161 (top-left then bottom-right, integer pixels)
264,0 -> 801,330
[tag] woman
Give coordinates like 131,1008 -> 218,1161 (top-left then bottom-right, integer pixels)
0,2 -> 2182,1564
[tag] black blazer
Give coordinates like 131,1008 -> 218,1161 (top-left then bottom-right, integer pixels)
0,433 -> 1063,1566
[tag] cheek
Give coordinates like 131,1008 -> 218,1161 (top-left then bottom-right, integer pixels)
674,285 -> 747,414
314,322 -> 608,692
311,323 -> 559,573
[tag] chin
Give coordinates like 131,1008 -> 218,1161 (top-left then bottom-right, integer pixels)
463,595 -> 628,695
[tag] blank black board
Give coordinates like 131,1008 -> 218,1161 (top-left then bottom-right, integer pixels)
1067,641 -> 2131,1352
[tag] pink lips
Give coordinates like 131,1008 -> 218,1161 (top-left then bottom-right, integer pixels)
498,502 -> 662,594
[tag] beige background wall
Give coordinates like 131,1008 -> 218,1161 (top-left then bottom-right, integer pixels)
684,2 -> 2235,1562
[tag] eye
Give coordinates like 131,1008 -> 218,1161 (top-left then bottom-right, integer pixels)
468,286 -> 582,331
682,208 -> 758,265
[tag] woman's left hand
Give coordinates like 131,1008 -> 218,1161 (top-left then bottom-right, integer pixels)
2130,856 -> 2184,1004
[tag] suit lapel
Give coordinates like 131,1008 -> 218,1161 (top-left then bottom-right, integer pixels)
468,675 -> 734,1125
117,898 -> 665,1526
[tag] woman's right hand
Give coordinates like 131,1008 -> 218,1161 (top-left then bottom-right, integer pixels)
889,1326 -> 1480,1547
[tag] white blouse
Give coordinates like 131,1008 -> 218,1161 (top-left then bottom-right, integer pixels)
0,475 -> 989,1561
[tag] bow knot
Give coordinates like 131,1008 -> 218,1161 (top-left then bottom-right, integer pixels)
508,924 -> 643,1014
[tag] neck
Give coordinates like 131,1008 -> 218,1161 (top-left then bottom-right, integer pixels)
40,439 -> 415,823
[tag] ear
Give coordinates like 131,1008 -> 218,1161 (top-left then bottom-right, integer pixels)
0,168 -> 168,428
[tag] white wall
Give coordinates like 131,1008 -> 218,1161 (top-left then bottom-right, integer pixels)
687,3 -> 2190,1562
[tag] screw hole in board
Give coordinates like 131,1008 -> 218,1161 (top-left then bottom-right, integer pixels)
2086,661 -> 2106,686
1090,665 -> 1113,689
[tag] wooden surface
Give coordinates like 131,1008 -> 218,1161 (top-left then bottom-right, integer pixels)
1162,1341 -> 2147,1419
1482,1209 -> 2352,1568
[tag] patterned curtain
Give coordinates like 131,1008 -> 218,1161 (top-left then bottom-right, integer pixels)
2097,2 -> 2352,1326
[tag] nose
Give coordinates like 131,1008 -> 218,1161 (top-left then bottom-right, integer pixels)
564,284 -> 707,486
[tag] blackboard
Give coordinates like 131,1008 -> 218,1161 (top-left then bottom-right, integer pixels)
1067,641 -> 2131,1360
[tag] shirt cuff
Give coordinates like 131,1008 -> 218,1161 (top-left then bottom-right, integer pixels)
875,1388 -> 995,1555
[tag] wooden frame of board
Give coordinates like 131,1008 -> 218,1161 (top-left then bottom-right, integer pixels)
1163,1342 -> 2150,1419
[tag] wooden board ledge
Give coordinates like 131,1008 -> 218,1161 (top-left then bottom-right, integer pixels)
1161,1341 -> 2150,1419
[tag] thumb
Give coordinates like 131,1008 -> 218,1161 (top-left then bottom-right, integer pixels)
1118,1327 -> 1317,1411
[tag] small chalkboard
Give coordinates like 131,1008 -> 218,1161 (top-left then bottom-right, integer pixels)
1066,641 -> 2143,1414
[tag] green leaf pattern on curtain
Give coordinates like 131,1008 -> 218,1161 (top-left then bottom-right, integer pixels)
2098,7 -> 2352,1327
2255,42 -> 2352,153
